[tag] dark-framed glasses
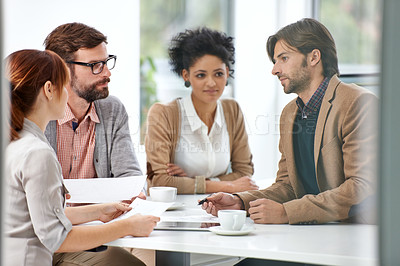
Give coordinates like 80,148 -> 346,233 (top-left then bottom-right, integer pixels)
67,55 -> 117,75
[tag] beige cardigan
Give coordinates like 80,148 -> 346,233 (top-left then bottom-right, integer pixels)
237,75 -> 378,224
145,98 -> 254,194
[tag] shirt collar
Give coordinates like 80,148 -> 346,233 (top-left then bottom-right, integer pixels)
296,77 -> 330,119
22,118 -> 48,143
182,95 -> 223,132
58,103 -> 100,125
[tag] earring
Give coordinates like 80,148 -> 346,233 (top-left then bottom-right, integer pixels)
226,80 -> 229,86
184,80 -> 191,88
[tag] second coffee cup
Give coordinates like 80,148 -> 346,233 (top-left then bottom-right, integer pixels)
149,186 -> 177,202
218,210 -> 246,231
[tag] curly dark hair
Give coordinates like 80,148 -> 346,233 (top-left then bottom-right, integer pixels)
168,27 -> 235,77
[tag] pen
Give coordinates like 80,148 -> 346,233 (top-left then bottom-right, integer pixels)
198,194 -> 212,205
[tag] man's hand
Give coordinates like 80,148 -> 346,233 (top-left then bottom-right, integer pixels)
122,192 -> 147,205
166,163 -> 187,177
201,192 -> 244,216
133,192 -> 146,200
248,199 -> 288,224
98,202 -> 132,223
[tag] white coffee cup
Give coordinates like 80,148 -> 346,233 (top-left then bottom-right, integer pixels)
149,186 -> 177,202
218,210 -> 246,231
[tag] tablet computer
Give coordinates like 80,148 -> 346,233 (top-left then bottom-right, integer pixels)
155,221 -> 220,231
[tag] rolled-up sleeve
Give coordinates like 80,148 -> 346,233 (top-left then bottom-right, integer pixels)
23,149 -> 72,253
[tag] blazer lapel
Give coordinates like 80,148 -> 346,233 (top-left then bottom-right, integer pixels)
314,75 -> 340,168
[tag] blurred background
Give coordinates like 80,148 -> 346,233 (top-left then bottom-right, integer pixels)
3,0 -> 399,264
2,0 -> 381,186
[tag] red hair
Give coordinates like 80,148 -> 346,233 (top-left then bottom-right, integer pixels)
5,49 -> 69,140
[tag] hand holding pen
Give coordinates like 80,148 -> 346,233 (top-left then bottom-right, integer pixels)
199,192 -> 245,217
198,194 -> 213,205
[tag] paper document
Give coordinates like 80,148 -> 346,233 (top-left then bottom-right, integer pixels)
111,198 -> 173,222
80,198 -> 172,226
64,176 -> 146,203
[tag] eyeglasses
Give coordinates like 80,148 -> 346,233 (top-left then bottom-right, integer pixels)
67,55 -> 117,75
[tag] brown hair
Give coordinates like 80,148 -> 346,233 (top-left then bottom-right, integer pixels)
44,22 -> 107,62
266,18 -> 339,78
6,49 -> 70,140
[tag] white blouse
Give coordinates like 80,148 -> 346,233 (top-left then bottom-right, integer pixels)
4,119 -> 72,266
174,96 -> 230,179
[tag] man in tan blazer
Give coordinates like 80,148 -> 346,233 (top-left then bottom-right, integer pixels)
202,18 -> 378,225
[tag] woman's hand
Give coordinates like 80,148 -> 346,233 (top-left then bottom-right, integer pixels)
98,202 -> 132,223
166,163 -> 188,177
124,214 -> 160,237
227,176 -> 259,193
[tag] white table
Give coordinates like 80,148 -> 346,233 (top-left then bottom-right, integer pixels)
106,195 -> 378,266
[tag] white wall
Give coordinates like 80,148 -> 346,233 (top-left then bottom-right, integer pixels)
233,0 -> 312,188
3,0 -> 141,144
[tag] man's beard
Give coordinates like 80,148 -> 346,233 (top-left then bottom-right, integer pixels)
71,74 -> 110,103
282,59 -> 311,95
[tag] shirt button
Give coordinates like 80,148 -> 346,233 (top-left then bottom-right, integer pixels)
56,208 -> 60,213
73,156 -> 77,160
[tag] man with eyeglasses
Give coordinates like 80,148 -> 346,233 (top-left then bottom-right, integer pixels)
44,22 -> 146,266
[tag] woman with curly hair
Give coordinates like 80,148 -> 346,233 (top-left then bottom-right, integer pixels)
146,27 -> 258,194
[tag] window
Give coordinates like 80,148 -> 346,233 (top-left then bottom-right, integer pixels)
140,0 -> 232,142
318,0 -> 381,94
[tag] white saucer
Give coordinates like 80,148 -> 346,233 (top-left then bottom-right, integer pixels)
167,202 -> 185,210
208,224 -> 255,236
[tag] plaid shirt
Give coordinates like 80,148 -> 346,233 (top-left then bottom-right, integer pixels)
56,103 -> 100,179
296,77 -> 330,119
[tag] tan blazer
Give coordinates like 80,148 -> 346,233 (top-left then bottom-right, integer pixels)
238,75 -> 378,224
145,98 -> 254,194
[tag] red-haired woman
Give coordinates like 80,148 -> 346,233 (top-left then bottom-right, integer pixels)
4,49 -> 159,266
